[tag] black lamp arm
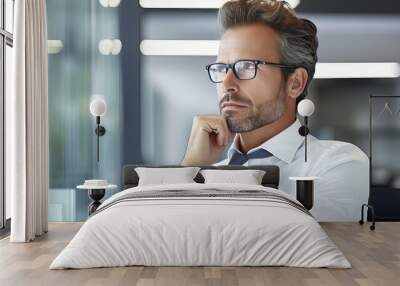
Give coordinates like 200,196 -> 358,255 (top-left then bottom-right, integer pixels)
94,116 -> 106,162
298,117 -> 309,163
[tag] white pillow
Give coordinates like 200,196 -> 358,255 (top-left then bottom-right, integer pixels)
200,169 -> 266,185
135,167 -> 201,186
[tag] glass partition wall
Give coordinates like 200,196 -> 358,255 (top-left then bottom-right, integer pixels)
46,2 -> 400,221
47,0 -> 123,221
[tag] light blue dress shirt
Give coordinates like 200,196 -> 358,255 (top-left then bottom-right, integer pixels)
215,119 -> 369,222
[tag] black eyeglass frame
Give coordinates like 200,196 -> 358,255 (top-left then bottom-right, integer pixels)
205,59 -> 300,83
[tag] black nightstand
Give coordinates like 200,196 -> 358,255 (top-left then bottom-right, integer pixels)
289,177 -> 318,210
77,183 -> 117,215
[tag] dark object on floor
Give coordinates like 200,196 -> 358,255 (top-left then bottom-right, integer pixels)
359,204 -> 376,230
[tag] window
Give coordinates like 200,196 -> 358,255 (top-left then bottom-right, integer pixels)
1,0 -> 14,232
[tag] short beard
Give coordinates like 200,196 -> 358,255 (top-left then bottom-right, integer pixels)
224,92 -> 287,133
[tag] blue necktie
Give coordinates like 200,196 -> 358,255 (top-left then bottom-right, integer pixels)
228,148 -> 273,165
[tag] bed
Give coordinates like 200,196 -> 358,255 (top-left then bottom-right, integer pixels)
49,165 -> 350,269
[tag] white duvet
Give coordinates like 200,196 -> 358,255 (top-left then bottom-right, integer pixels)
50,183 -> 351,269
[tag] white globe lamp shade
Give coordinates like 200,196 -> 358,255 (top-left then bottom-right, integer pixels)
111,39 -> 122,55
99,0 -> 109,7
90,97 -> 107,117
99,0 -> 121,8
98,39 -> 113,55
109,0 -> 121,7
297,99 -> 315,117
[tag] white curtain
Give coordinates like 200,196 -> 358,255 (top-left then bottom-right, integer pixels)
7,0 -> 49,242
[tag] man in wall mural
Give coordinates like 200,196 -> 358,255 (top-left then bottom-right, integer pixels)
181,0 -> 369,221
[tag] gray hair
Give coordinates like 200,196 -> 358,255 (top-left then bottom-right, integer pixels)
219,0 -> 319,105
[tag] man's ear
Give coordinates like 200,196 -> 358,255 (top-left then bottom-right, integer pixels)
286,67 -> 308,100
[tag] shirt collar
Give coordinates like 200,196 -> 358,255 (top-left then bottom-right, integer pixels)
227,119 -> 304,164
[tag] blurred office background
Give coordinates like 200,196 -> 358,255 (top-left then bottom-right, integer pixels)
43,0 -> 400,221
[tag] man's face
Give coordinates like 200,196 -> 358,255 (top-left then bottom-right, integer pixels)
216,23 -> 288,133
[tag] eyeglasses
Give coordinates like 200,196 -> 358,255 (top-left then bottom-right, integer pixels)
205,59 -> 298,83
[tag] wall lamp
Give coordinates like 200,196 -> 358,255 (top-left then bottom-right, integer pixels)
90,96 -> 107,162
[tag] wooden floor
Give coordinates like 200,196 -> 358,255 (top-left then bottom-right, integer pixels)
0,222 -> 399,286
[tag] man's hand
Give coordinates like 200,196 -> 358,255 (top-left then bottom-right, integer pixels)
182,115 -> 234,166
